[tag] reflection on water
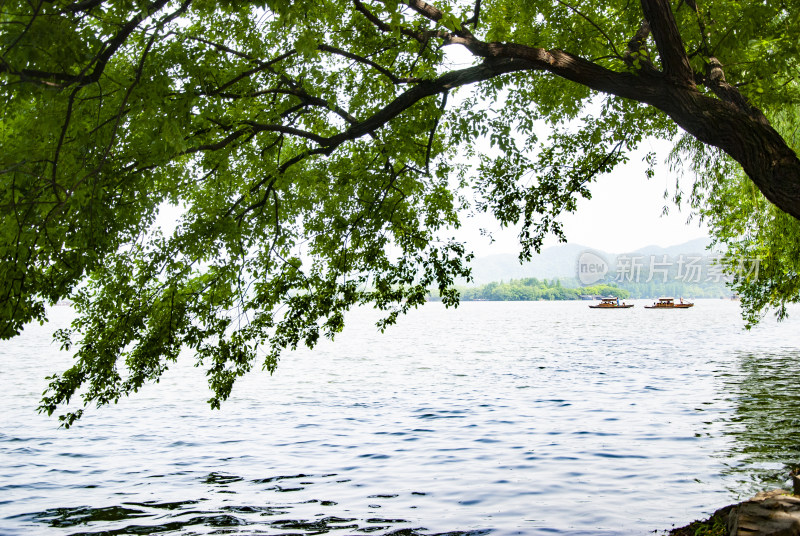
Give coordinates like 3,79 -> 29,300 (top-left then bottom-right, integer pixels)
18,471 -> 493,536
3,300 -> 800,535
717,351 -> 800,495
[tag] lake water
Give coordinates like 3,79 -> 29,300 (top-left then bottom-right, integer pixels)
2,300 -> 800,535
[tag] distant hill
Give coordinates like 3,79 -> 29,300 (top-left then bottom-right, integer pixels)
464,237 -> 714,285
466,243 -> 589,284
630,237 -> 714,258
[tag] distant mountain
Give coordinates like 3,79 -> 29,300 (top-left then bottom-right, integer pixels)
466,243 -> 588,284
464,237 -> 714,285
631,237 -> 714,257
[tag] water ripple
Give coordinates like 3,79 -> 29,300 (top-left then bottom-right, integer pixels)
2,301 -> 800,534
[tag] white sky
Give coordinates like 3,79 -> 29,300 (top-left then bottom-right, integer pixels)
453,140 -> 709,256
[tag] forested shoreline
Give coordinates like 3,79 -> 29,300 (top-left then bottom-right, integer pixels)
429,277 -> 731,301
429,279 -> 629,301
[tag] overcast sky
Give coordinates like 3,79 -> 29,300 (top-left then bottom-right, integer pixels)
454,141 -> 709,256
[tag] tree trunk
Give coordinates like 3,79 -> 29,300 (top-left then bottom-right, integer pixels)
650,86 -> 800,221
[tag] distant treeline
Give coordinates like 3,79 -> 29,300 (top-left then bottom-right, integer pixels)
431,278 -> 630,301
429,276 -> 732,302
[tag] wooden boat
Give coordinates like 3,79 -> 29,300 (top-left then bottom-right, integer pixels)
644,297 -> 694,309
589,297 -> 634,309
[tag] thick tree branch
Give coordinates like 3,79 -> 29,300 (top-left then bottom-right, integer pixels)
412,30 -> 800,223
639,0 -> 694,86
24,0 -> 800,263
200,58 -> 534,165
703,57 -> 759,116
327,58 -> 534,144
405,0 -> 442,23
448,38 -> 656,102
663,89 -> 800,221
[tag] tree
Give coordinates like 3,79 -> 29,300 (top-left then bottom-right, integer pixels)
673,114 -> 800,327
1,0 -> 798,425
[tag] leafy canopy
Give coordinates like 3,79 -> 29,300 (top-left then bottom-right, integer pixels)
1,0 -> 799,425
672,111 -> 800,328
